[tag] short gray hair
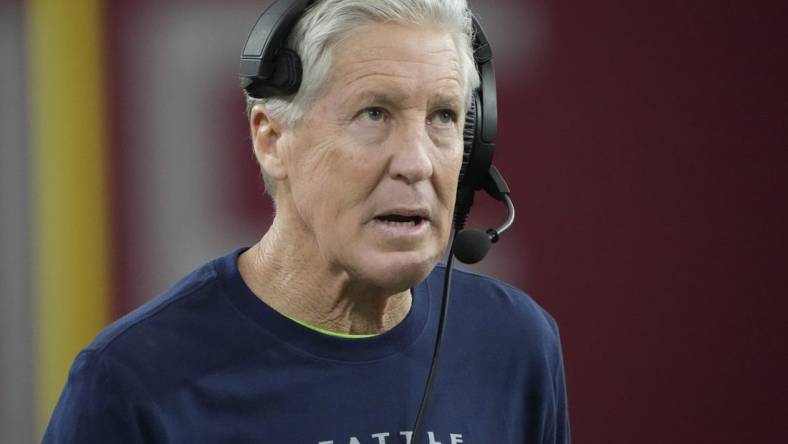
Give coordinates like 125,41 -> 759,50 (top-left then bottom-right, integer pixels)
246,0 -> 481,195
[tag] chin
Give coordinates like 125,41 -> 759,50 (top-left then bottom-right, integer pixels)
351,249 -> 441,292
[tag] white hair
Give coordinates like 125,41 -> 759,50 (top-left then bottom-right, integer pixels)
246,0 -> 481,195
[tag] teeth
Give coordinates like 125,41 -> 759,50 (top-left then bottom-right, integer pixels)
379,219 -> 417,226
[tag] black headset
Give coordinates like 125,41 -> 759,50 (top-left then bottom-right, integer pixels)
240,1 -> 515,441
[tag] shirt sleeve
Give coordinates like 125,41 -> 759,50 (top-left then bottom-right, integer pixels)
546,316 -> 571,444
42,350 -> 157,443
552,342 -> 571,444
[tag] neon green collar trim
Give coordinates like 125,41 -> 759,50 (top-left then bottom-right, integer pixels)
282,314 -> 379,339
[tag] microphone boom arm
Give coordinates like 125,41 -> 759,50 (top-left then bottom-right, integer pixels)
483,165 -> 514,243
486,193 -> 514,243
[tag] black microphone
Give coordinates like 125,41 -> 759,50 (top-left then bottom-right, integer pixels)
453,166 -> 515,264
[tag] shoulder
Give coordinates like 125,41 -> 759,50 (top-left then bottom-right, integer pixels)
43,348 -> 148,442
76,248 -> 266,388
429,263 -> 562,350
45,251 -> 253,439
56,253 -> 249,407
85,258 -> 221,356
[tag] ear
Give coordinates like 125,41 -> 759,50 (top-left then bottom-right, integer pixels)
250,104 -> 288,181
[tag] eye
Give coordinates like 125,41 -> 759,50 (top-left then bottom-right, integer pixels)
428,109 -> 458,128
357,107 -> 388,124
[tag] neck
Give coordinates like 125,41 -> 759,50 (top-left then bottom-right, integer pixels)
238,215 -> 412,335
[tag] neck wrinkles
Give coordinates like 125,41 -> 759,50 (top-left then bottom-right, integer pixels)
238,215 -> 413,335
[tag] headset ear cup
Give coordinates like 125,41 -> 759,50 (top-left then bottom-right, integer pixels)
454,93 -> 480,230
459,94 -> 478,189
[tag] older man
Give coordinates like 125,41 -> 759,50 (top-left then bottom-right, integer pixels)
44,0 -> 569,442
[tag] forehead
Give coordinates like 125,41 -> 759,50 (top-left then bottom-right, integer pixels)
327,22 -> 464,102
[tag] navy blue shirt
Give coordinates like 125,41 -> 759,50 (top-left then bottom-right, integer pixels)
44,248 -> 569,443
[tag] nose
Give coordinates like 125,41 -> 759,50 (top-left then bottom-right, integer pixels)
388,121 -> 434,184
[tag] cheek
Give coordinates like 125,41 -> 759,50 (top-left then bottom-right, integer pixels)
434,143 -> 464,203
290,137 -> 378,225
331,151 -> 382,218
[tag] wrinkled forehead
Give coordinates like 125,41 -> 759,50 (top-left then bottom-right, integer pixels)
327,22 -> 466,105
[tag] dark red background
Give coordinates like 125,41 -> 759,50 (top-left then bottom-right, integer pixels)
108,0 -> 788,442
509,1 -> 787,441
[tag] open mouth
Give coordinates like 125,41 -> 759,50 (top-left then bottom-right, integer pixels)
373,213 -> 427,227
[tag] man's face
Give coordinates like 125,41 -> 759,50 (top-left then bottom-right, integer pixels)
279,22 -> 465,290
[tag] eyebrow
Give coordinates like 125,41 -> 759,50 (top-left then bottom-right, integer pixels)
350,89 -> 408,109
346,89 -> 464,111
429,93 -> 464,111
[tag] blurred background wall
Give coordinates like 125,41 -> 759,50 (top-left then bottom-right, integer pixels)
1,0 -> 786,442
1,0 -> 33,442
